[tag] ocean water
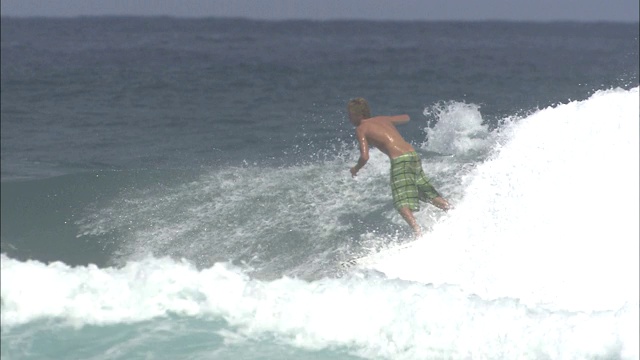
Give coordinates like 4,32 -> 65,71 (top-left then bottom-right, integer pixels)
1,17 -> 639,360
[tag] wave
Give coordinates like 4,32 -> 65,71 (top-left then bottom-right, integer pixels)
2,88 -> 637,283
2,129 -> 469,279
1,87 -> 639,359
1,255 -> 637,360
370,87 -> 639,312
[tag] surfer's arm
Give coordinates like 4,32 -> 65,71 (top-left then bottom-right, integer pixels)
389,114 -> 410,125
350,128 -> 369,177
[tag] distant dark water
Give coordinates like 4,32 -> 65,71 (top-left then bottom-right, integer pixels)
2,18 -> 637,181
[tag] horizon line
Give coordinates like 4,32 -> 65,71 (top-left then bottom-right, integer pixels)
1,15 -> 639,24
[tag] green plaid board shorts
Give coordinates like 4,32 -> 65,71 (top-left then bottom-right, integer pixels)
390,151 -> 440,211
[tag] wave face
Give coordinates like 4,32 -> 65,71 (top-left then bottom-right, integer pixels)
2,88 -> 638,360
373,87 -> 639,314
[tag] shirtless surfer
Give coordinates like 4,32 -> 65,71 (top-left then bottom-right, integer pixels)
348,97 -> 450,237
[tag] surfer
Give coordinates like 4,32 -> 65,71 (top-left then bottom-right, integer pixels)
347,97 -> 450,237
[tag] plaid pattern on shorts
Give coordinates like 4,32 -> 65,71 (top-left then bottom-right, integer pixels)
390,151 -> 440,211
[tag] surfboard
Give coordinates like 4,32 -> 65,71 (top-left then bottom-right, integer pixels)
340,240 -> 421,269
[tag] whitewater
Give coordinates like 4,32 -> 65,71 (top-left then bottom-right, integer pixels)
2,87 -> 638,359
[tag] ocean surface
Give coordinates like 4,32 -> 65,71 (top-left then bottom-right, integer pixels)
1,17 -> 639,359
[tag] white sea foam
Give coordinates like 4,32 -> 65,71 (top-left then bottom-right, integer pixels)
1,255 -> 636,360
72,129 -> 458,278
370,87 -> 639,314
421,101 -> 494,156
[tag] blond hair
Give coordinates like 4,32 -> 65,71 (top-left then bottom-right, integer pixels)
347,97 -> 371,119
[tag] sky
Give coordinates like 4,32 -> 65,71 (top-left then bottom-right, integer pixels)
1,0 -> 639,22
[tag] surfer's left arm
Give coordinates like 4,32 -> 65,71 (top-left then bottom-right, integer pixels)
350,127 -> 369,177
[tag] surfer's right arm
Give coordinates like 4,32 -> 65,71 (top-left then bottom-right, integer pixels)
388,114 -> 410,125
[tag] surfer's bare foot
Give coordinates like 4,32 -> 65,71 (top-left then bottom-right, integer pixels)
398,207 -> 422,237
431,196 -> 451,212
411,223 -> 422,238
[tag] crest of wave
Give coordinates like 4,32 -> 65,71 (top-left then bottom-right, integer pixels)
372,87 -> 640,313
421,101 -> 495,156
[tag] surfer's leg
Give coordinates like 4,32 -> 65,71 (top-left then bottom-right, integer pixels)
398,207 -> 421,237
416,168 -> 449,211
391,155 -> 422,236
